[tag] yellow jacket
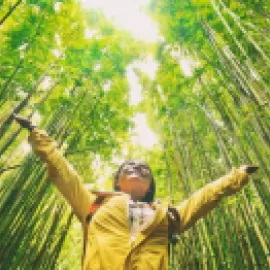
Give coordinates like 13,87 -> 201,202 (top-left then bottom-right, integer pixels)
28,129 -> 249,270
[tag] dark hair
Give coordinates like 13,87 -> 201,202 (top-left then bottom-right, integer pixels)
114,160 -> 156,203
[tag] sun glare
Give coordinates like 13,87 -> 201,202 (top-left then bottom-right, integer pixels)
81,0 -> 161,149
127,56 -> 158,106
131,113 -> 158,149
127,65 -> 142,106
126,58 -> 159,149
81,0 -> 161,42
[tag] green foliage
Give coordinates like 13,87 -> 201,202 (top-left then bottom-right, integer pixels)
142,0 -> 270,268
0,0 -> 269,269
0,0 -> 143,268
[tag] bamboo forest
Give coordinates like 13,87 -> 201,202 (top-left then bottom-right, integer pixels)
0,0 -> 269,269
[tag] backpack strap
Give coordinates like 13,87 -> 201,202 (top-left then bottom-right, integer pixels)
167,206 -> 180,256
86,195 -> 107,223
82,195 -> 107,263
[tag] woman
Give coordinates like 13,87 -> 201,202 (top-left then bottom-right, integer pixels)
14,114 -> 258,269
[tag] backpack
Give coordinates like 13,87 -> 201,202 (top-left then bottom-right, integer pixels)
82,193 -> 180,261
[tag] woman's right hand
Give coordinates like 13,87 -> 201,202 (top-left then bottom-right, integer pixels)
240,165 -> 259,175
13,114 -> 36,131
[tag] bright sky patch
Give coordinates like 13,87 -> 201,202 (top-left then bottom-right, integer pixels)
81,0 -> 161,42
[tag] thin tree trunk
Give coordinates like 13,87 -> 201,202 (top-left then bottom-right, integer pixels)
0,0 -> 23,26
0,16 -> 44,107
0,74 -> 45,138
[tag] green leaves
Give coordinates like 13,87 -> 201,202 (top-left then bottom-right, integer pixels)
0,1 -> 143,268
145,0 -> 270,268
0,0 -> 269,268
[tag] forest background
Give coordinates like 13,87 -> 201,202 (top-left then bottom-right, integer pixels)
0,0 -> 269,269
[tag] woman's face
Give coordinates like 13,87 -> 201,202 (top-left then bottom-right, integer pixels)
116,163 -> 152,201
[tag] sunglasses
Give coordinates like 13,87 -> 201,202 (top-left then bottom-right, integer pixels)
121,164 -> 152,179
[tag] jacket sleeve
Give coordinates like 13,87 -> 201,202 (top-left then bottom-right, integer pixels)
28,129 -> 96,223
176,168 -> 249,233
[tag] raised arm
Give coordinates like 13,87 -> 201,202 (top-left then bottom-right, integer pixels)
177,166 -> 258,233
14,114 -> 96,223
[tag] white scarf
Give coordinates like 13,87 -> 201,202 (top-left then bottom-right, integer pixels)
128,199 -> 156,242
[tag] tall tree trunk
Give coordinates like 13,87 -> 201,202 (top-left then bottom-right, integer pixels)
0,0 -> 23,26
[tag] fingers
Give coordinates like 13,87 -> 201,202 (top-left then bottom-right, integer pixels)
12,113 -> 19,121
245,165 -> 259,174
239,165 -> 259,175
12,113 -> 35,131
13,113 -> 27,123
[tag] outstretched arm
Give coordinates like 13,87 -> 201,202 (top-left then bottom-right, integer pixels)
14,114 -> 96,223
176,166 -> 258,233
